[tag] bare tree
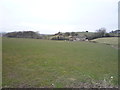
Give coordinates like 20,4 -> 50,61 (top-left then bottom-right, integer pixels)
96,28 -> 106,37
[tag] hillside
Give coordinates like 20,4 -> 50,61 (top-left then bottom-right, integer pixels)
91,37 -> 119,49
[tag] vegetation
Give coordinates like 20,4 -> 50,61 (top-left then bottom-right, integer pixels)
50,32 -> 79,40
2,38 -> 118,88
3,31 -> 42,39
110,30 -> 120,34
91,37 -> 118,45
2,29 -> 120,41
91,37 -> 119,49
49,29 -> 120,41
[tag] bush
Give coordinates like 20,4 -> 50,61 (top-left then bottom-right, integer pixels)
51,36 -> 69,40
105,33 -> 110,37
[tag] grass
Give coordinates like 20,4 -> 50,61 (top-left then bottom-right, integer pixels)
2,38 -> 118,88
91,37 -> 119,48
77,32 -> 94,36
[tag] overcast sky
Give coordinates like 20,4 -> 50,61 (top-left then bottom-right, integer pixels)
0,0 -> 119,34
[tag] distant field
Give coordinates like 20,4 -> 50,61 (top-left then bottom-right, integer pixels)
77,32 -> 94,37
2,38 -> 118,88
92,37 -> 120,48
91,37 -> 119,46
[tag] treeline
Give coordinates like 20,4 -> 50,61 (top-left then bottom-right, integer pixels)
85,29 -> 120,40
51,29 -> 120,41
2,29 -> 120,40
3,31 -> 42,39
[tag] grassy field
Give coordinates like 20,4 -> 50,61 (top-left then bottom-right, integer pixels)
91,37 -> 119,48
2,38 -> 118,88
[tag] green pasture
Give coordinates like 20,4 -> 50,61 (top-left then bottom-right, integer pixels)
2,38 -> 118,88
91,37 -> 119,47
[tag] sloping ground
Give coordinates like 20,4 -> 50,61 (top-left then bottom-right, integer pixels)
2,38 -> 118,88
77,32 -> 94,37
91,37 -> 119,49
48,32 -> 94,40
